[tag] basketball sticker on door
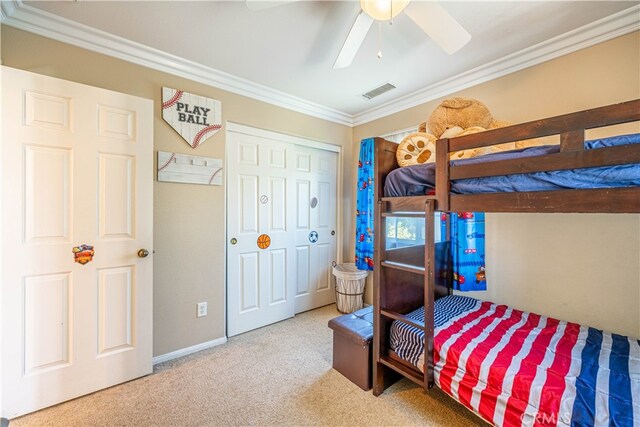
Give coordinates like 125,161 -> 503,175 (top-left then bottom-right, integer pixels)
257,234 -> 271,249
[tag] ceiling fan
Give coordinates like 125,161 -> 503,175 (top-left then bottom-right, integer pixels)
246,0 -> 471,69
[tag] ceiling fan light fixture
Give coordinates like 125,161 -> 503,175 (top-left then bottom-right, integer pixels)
360,0 -> 410,21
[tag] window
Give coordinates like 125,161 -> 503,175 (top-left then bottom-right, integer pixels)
380,126 -> 418,144
387,217 -> 424,249
385,214 -> 443,249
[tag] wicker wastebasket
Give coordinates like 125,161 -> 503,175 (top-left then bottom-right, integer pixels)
332,263 -> 368,313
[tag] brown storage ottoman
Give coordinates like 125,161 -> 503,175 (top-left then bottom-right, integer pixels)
327,305 -> 373,391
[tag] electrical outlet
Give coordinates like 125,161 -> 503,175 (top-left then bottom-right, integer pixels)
197,302 -> 207,318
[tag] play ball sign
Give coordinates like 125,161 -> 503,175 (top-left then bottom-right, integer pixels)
162,87 -> 222,149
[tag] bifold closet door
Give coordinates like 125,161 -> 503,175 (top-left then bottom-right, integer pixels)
293,146 -> 339,314
227,132 -> 296,337
1,67 -> 153,418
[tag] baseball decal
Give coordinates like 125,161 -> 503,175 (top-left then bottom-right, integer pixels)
257,234 -> 271,250
157,151 -> 223,186
162,87 -> 222,149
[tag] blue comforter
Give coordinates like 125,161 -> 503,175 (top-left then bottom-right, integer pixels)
384,134 -> 640,197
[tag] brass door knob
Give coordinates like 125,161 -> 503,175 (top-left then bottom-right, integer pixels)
138,249 -> 150,258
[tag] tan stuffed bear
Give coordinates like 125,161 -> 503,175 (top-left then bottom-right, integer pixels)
427,98 -> 493,139
425,98 -> 504,160
398,97 -> 543,167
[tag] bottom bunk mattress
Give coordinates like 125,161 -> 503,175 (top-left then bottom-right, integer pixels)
389,295 -> 639,426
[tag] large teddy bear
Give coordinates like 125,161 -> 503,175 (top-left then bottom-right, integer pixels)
427,97 -> 493,139
397,97 -> 539,167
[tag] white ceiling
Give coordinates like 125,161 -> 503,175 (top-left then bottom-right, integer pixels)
13,1 -> 640,122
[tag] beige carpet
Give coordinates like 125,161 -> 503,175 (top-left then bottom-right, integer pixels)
11,305 -> 486,426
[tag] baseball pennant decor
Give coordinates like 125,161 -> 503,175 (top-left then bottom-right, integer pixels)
162,87 -> 222,149
157,151 -> 223,186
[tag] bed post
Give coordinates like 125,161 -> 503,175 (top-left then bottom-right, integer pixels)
423,199 -> 436,389
435,138 -> 450,211
373,137 -> 402,396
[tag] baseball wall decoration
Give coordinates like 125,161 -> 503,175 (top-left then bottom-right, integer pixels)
162,87 -> 222,149
157,151 -> 223,186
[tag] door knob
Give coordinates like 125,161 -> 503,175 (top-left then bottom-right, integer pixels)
137,249 -> 150,258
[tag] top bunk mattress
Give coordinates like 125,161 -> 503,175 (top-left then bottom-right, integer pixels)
390,295 -> 640,426
384,133 -> 640,197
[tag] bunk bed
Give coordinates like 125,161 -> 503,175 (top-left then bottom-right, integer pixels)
371,99 -> 640,426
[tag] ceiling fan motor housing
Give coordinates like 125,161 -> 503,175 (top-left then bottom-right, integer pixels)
360,0 -> 410,21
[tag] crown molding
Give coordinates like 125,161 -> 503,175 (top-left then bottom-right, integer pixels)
0,0 -> 17,22
0,0 -> 353,126
352,4 -> 640,127
2,1 -> 638,129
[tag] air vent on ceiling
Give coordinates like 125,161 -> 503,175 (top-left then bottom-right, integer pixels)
361,83 -> 396,100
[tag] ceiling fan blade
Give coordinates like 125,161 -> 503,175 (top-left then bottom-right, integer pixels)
404,1 -> 471,55
333,11 -> 374,69
245,1 -> 297,11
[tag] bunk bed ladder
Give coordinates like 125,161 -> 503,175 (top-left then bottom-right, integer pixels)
374,198 -> 437,394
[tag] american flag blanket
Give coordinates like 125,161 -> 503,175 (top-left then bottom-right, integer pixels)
390,295 -> 640,426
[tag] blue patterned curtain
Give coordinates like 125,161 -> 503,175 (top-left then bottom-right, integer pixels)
441,212 -> 487,291
355,138 -> 375,270
355,136 -> 486,286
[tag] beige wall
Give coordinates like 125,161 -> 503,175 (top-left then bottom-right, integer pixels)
3,24 -> 639,353
354,31 -> 640,338
1,26 -> 353,356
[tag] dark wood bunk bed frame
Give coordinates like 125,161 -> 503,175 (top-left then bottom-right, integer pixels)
372,99 -> 640,397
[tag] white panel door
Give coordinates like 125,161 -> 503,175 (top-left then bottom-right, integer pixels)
227,132 -> 296,337
1,67 -> 153,418
294,146 -> 339,313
